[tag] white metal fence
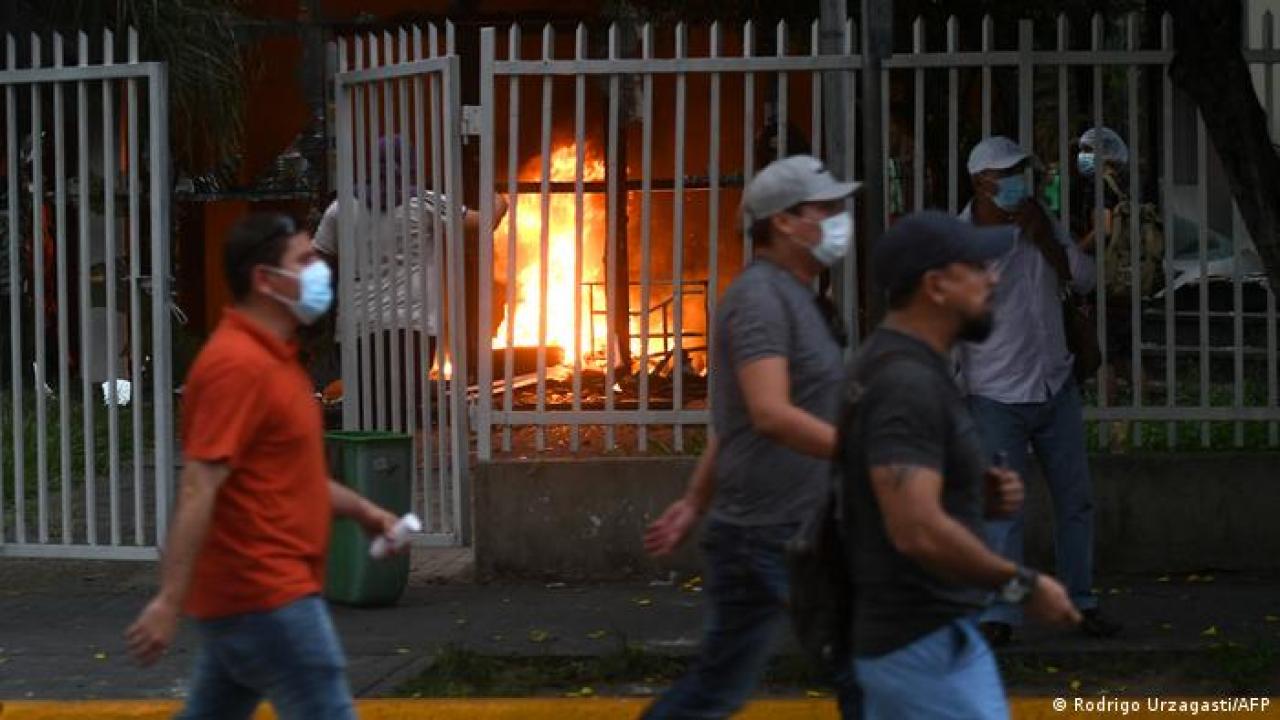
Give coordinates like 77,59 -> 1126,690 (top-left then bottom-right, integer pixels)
883,11 -> 1280,450
0,29 -> 174,559
331,26 -> 470,545
465,13 -> 1280,456
476,21 -> 864,458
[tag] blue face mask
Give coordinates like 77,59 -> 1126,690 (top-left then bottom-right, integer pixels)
1077,151 -> 1096,177
268,260 -> 333,325
993,174 -> 1029,212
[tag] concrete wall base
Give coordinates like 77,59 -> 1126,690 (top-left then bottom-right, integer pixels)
473,454 -> 1280,580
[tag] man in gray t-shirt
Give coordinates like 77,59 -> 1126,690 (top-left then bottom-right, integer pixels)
641,155 -> 859,719
709,259 -> 843,526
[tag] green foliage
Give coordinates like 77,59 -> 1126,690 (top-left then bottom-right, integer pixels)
8,0 -> 252,175
0,390 -> 154,506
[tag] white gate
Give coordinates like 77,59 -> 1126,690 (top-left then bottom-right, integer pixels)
0,29 -> 175,560
331,26 -> 470,546
474,22 -> 863,458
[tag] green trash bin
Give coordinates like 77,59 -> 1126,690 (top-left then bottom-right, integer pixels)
324,431 -> 413,607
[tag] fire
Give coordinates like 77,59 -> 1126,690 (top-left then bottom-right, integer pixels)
493,144 -> 610,365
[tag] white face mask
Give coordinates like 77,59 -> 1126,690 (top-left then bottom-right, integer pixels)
809,211 -> 853,266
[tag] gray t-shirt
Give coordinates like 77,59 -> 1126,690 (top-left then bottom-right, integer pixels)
846,328 -> 989,657
708,259 -> 844,527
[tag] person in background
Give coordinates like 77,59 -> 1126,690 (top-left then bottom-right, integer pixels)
312,136 -> 508,427
125,213 -> 403,719
1071,126 -> 1129,254
960,136 -> 1122,647
641,155 -> 860,719
848,210 -> 1081,718
1071,126 -> 1157,430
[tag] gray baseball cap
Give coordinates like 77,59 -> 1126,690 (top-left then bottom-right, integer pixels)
967,136 -> 1030,176
740,155 -> 861,228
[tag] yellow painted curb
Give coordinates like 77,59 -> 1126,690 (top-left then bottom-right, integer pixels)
0,698 -> 1276,719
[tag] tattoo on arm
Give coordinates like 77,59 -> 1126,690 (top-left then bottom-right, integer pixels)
885,464 -> 926,490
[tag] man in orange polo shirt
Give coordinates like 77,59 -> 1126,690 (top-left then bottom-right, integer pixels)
125,213 -> 399,719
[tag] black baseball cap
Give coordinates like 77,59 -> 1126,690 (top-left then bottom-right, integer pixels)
872,210 -> 1015,299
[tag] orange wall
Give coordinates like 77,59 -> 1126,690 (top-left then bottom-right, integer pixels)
239,35 -> 311,186
321,0 -> 451,19
201,201 -> 249,330
196,22 -> 311,332
192,0 -> 607,334
319,0 -> 600,21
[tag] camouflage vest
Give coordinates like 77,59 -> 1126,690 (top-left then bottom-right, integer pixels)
1102,174 -> 1166,301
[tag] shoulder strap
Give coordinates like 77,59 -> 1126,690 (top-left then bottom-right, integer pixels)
1102,172 -> 1127,202
1021,201 -> 1074,290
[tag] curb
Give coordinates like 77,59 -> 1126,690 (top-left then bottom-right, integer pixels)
1,698 -> 1276,719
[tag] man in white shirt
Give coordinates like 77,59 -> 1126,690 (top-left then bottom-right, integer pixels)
959,136 -> 1121,646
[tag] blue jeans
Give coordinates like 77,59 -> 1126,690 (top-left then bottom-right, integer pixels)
179,594 -> 355,720
969,380 -> 1097,626
642,519 -> 862,719
854,618 -> 1007,719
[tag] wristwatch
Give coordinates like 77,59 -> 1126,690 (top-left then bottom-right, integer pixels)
998,566 -> 1039,604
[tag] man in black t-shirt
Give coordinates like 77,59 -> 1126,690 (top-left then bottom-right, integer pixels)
846,211 -> 1081,719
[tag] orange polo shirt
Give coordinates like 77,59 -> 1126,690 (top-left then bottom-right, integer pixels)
181,308 -> 331,619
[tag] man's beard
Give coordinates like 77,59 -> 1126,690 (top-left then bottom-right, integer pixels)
958,310 -> 995,343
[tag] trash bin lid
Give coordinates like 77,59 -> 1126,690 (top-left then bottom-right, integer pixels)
325,431 -> 413,443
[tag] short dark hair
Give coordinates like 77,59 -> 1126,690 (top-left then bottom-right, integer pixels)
224,213 -> 297,302
749,217 -> 774,248
748,203 -> 810,249
885,279 -> 919,310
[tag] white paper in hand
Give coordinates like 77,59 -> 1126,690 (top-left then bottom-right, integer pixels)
369,513 -> 422,559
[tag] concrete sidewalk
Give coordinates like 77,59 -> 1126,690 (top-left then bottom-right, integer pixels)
2,553 -> 1280,701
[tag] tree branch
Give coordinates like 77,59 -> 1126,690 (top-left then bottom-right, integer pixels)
1167,0 -> 1280,292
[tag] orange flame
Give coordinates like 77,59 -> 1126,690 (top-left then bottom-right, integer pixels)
493,144 -> 610,365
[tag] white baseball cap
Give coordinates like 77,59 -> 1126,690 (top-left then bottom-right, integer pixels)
967,136 -> 1030,176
